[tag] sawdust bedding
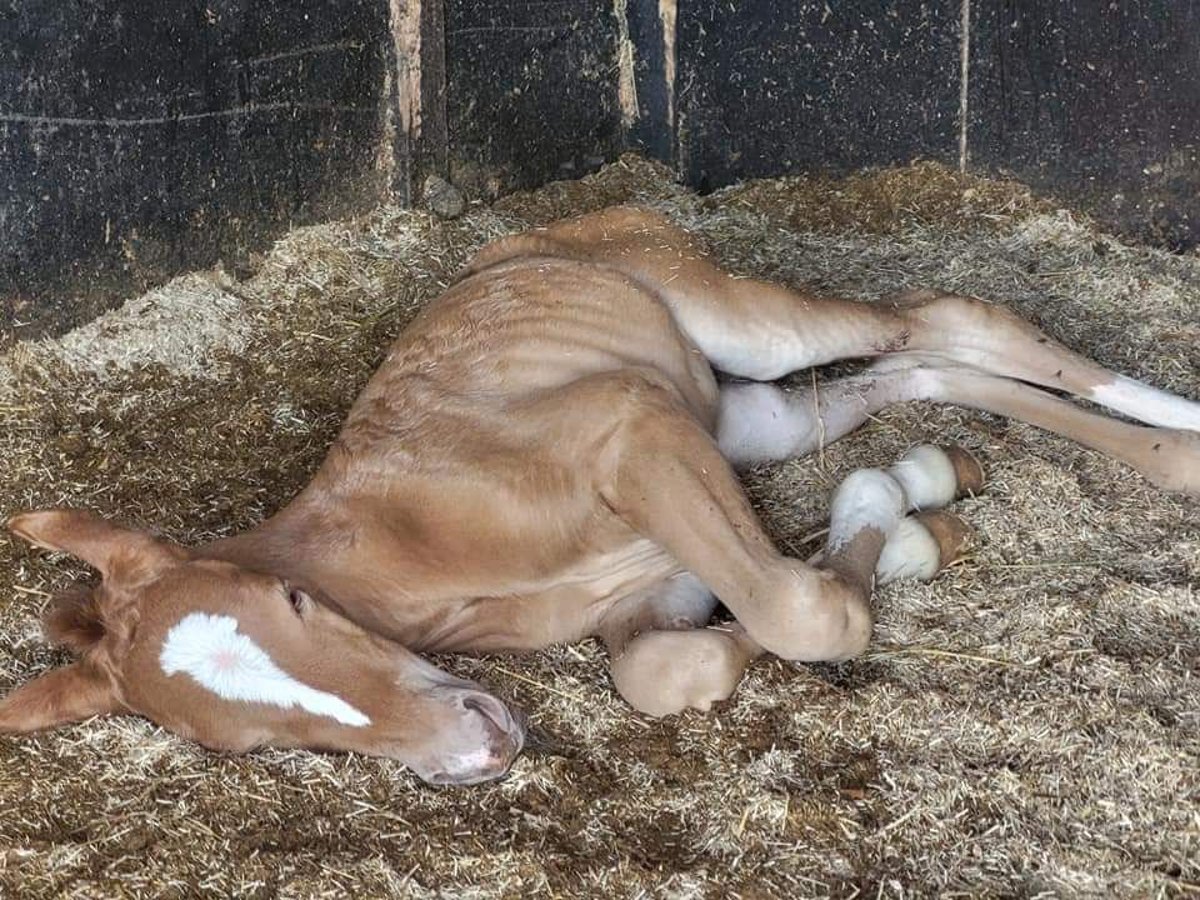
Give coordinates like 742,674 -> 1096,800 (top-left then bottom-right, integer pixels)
0,155 -> 1196,898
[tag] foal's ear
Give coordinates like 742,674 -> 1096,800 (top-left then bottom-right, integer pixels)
0,661 -> 120,733
7,509 -> 184,581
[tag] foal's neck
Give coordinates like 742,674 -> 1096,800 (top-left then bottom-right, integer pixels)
200,511 -> 306,578
198,498 -> 374,615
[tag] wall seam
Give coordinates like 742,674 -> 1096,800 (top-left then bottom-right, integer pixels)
959,0 -> 971,172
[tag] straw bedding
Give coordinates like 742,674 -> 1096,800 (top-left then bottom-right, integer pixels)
0,155 -> 1196,898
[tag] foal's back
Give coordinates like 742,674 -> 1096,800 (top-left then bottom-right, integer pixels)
330,239 -> 720,471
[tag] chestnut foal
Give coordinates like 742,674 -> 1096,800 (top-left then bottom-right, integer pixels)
3,207 -> 1198,785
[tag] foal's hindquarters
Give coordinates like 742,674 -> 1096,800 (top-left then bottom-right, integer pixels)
431,205 -> 1200,717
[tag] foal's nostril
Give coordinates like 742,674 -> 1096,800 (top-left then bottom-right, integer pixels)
460,691 -> 512,733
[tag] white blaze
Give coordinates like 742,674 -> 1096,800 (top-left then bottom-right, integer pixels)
159,612 -> 371,727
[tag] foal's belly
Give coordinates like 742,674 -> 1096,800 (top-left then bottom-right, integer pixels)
413,538 -> 682,654
330,257 -> 717,653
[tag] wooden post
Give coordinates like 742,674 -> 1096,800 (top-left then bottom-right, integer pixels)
386,0 -> 449,205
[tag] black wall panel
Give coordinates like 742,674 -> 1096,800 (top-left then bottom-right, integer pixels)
6,1 -> 1200,336
676,2 -> 961,192
443,0 -> 624,197
0,0 -> 390,337
970,0 -> 1200,249
624,0 -> 673,162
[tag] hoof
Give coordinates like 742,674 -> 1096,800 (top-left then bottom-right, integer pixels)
940,444 -> 986,497
611,629 -> 748,718
888,444 -> 984,510
875,511 -> 973,584
913,510 -> 973,570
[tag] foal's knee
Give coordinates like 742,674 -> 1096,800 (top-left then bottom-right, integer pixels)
741,567 -> 874,663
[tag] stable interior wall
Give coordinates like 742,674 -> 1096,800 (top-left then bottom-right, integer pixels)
3,0 -> 1196,337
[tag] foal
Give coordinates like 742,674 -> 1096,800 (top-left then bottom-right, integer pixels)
3,207 -> 1197,784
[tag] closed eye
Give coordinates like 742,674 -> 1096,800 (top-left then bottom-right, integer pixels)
282,582 -> 310,617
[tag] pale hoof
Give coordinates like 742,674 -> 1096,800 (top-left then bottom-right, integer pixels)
875,511 -> 972,584
610,629 -> 748,718
887,444 -> 985,511
913,510 -> 973,568
941,444 -> 986,497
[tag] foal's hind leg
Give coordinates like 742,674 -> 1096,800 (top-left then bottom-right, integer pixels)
673,272 -> 1200,431
535,208 -> 1200,432
716,365 -> 1200,494
716,373 -> 915,466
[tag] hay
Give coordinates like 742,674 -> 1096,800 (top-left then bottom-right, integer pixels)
0,155 -> 1196,898
11,272 -> 251,385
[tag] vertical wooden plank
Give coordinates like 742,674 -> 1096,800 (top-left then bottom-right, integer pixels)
386,0 -> 448,204
623,0 -> 675,163
416,0 -> 449,185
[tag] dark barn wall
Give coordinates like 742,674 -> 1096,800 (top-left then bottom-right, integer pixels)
0,0 -> 629,339
0,0 -> 393,338
443,0 -> 624,197
674,2 -> 961,192
970,0 -> 1200,250
666,0 -> 1200,250
4,0 -> 1200,338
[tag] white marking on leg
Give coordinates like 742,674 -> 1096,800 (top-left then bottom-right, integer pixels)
717,382 -> 814,465
887,444 -> 958,510
827,469 -> 905,553
159,613 -> 371,727
1091,375 -> 1200,431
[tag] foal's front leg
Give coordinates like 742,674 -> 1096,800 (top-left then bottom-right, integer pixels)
599,385 -> 976,663
598,444 -> 979,716
600,388 -> 871,661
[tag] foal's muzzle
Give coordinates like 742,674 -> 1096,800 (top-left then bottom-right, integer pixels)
425,685 -> 526,786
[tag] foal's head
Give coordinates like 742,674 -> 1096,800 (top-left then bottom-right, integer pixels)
0,510 -> 524,785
